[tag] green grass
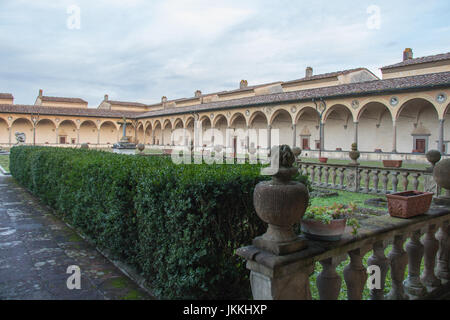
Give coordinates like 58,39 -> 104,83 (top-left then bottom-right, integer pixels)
310,189 -> 380,209
0,154 -> 10,173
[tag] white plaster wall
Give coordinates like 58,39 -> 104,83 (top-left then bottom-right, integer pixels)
251,116 -> 269,149
35,120 -> 56,144
79,122 -> 98,144
99,122 -> 117,145
58,121 -> 77,144
324,118 -> 354,151
271,113 -> 292,147
359,109 -> 393,152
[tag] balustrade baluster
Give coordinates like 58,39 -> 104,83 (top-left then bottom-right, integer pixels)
363,169 -> 370,194
412,173 -> 420,191
367,241 -> 388,300
343,249 -> 367,300
301,165 -> 308,176
404,230 -> 427,298
331,167 -> 337,188
324,166 -> 330,187
317,166 -> 323,186
381,171 -> 389,194
402,172 -> 410,191
392,171 -> 400,193
317,257 -> 343,300
372,170 -> 380,194
310,166 -> 316,186
386,235 -> 409,300
338,168 -> 345,189
421,224 -> 441,289
436,221 -> 450,281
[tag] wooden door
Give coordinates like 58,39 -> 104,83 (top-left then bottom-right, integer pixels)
302,138 -> 309,150
415,139 -> 426,153
59,136 -> 66,144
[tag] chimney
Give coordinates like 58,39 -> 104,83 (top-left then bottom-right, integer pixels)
240,80 -> 248,89
161,96 -> 167,103
39,89 -> 43,97
195,90 -> 202,97
104,94 -> 109,101
305,66 -> 313,78
403,48 -> 413,61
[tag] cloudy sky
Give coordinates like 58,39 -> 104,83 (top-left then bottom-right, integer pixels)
1,0 -> 449,107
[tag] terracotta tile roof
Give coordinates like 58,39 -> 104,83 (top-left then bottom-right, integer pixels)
107,100 -> 147,108
137,71 -> 450,119
0,104 -> 144,119
282,68 -> 371,84
41,96 -> 88,104
381,52 -> 450,70
0,93 -> 14,99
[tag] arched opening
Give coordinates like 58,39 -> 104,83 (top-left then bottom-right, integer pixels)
296,107 -> 320,151
35,119 -> 56,145
136,123 -> 144,144
214,114 -> 228,149
173,119 -> 184,146
323,105 -> 354,151
0,118 -> 9,144
397,98 -> 439,153
270,109 -> 292,148
99,121 -> 117,145
200,116 -> 212,147
185,118 -> 194,147
153,121 -> 162,145
144,123 -> 152,145
249,111 -> 268,150
162,120 -> 172,146
11,118 -> 33,144
358,102 -> 393,153
79,120 -> 98,144
230,113 -> 247,154
58,120 -> 77,145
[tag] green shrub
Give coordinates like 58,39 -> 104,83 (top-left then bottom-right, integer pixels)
12,146 -> 312,299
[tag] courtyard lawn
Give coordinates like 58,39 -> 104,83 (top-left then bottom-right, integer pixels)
0,154 -> 9,173
310,188 -> 383,209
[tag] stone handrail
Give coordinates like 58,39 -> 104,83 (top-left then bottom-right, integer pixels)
298,161 -> 438,195
237,206 -> 450,300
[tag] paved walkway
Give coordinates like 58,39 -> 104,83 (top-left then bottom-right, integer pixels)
0,175 -> 153,300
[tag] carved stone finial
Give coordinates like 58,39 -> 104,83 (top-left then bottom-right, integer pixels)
349,143 -> 360,166
433,159 -> 450,205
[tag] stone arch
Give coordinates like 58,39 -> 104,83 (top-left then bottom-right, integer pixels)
162,119 -> 172,146
11,118 -> 33,144
0,117 -> 9,144
395,96 -> 438,121
184,116 -> 194,129
79,120 -> 98,144
200,116 -> 212,147
136,122 -> 145,144
249,111 -> 269,149
358,102 -> 394,152
296,107 -> 320,150
153,120 -> 162,145
213,114 -> 228,128
323,104 -> 354,151
58,120 -> 77,145
35,119 -> 56,144
144,121 -> 152,145
396,98 -> 440,153
99,121 -> 117,145
230,112 -> 248,127
270,109 -> 292,146
357,100 -> 393,122
269,108 -> 293,126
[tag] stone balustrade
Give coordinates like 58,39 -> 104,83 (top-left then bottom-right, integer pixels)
299,161 -> 439,195
237,206 -> 450,300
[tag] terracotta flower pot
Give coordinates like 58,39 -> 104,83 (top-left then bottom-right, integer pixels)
386,191 -> 433,218
383,160 -> 402,168
319,157 -> 328,163
301,218 -> 347,241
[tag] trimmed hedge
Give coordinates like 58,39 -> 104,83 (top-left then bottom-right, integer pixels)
10,146 -> 271,299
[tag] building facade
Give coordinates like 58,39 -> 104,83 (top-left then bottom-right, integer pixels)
1,49 -> 450,162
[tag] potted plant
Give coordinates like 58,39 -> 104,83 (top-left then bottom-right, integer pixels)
319,157 -> 328,163
301,203 -> 360,241
386,191 -> 433,218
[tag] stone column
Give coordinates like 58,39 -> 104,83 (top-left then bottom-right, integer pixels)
97,129 -> 100,145
320,121 -> 325,151
267,125 -> 272,151
439,119 -> 445,154
354,122 -> 359,146
55,127 -> 59,144
8,127 -> 11,145
143,128 -> 146,145
77,128 -> 80,144
392,121 -> 397,153
194,119 -> 200,152
292,124 -> 297,148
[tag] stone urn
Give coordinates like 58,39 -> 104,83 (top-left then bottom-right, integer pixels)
292,147 -> 302,158
80,143 -> 89,149
433,158 -> 450,205
137,143 -> 145,153
253,145 -> 309,255
426,150 -> 441,172
349,143 -> 360,165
